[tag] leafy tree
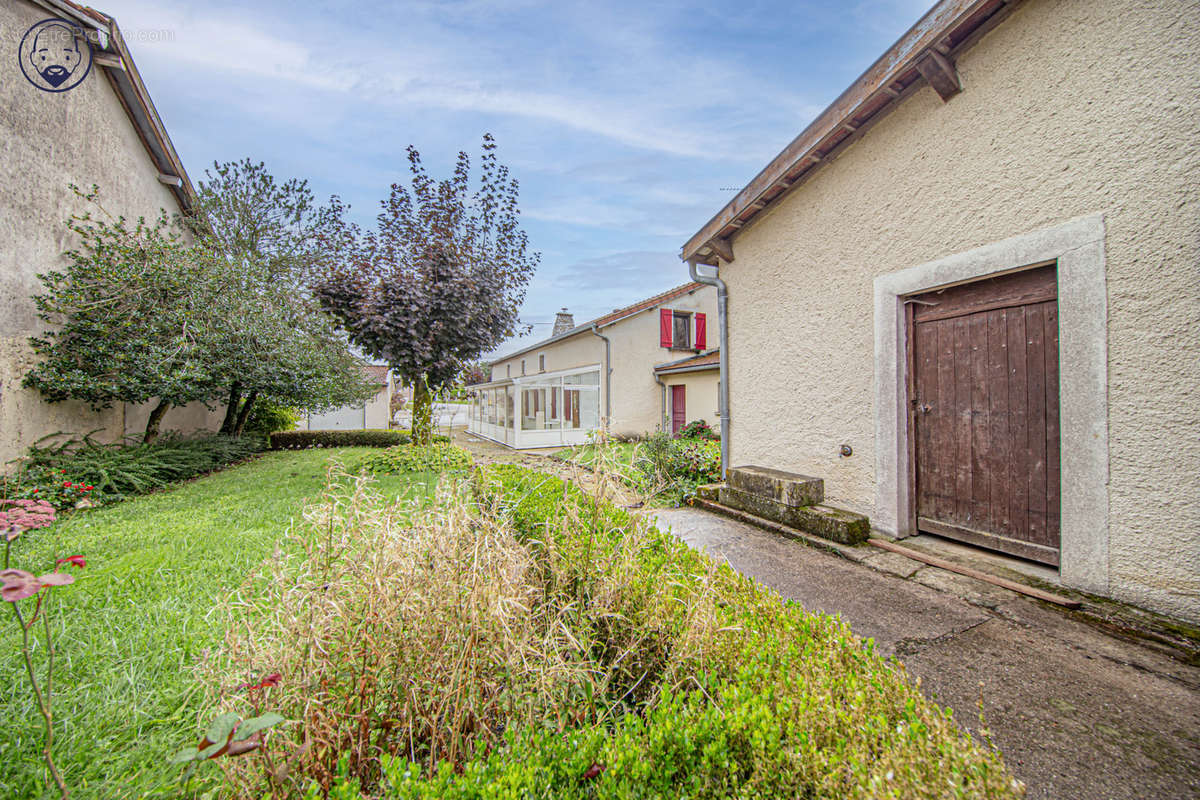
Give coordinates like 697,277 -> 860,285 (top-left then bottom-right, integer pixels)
314,135 -> 539,444
189,160 -> 374,432
24,188 -> 226,443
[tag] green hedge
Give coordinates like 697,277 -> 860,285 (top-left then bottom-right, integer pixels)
317,465 -> 1019,799
269,429 -> 410,450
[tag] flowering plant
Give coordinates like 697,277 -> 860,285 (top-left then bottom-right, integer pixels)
2,498 -> 80,799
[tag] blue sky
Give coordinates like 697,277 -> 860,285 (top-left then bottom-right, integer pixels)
100,0 -> 931,355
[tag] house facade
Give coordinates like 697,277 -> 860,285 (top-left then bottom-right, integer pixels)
680,0 -> 1199,622
1,0 -> 220,465
468,284 -> 719,448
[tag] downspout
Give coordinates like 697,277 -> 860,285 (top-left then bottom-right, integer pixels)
688,259 -> 730,480
653,372 -> 667,432
589,324 -> 613,430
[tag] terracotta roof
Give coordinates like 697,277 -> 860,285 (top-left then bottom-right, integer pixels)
681,0 -> 1015,264
654,349 -> 720,374
589,282 -> 705,328
490,282 -> 706,365
362,364 -> 390,386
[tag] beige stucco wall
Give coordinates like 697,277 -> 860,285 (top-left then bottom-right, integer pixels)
0,0 -> 220,460
663,370 -> 720,431
718,0 -> 1199,621
492,285 -> 718,436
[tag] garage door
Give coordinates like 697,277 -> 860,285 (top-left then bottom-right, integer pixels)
909,264 -> 1060,566
308,404 -> 367,430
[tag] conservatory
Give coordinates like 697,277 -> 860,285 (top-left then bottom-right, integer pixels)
467,364 -> 602,449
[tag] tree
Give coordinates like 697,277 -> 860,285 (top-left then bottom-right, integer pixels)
24,188 -> 226,443
188,160 -> 375,432
314,134 -> 539,444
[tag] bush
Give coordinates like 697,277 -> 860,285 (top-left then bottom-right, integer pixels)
358,443 -> 473,474
5,433 -> 265,509
269,429 -> 410,450
675,419 -> 719,441
207,465 -> 1020,799
243,402 -> 302,435
635,432 -> 722,504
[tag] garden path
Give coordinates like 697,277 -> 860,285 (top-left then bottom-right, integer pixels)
650,507 -> 1200,800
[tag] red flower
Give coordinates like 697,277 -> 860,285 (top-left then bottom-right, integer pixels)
63,481 -> 72,488
32,489 -> 38,494
56,555 -> 86,570
238,672 -> 283,692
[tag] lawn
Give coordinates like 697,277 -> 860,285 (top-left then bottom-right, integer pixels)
0,448 -> 438,799
555,440 -> 642,483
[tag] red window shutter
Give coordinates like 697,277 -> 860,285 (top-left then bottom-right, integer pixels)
660,308 -> 673,347
695,313 -> 707,350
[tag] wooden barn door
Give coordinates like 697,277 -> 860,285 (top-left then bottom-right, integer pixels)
909,264 -> 1061,566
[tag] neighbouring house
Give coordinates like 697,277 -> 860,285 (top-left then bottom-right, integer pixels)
680,0 -> 1199,623
303,364 -> 393,431
467,283 -> 719,448
1,0 -> 221,464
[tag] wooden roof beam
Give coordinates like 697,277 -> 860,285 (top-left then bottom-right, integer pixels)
915,49 -> 961,101
707,236 -> 735,263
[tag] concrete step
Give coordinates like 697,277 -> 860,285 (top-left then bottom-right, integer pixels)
716,484 -> 869,546
727,465 -> 823,507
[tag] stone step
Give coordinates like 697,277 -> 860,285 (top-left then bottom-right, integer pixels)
716,485 -> 869,546
727,465 -> 824,507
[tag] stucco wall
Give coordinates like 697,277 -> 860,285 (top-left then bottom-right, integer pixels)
0,0 -> 216,460
719,0 -> 1199,621
663,370 -> 720,431
492,286 -> 718,436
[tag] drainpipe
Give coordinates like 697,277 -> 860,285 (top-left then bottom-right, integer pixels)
688,259 -> 729,480
653,372 -> 667,432
589,324 -> 613,430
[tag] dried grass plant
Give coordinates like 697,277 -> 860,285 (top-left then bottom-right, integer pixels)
201,462 -> 726,797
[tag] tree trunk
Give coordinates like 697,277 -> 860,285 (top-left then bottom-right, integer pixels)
233,391 -> 258,437
411,377 -> 433,446
220,382 -> 242,435
144,400 -> 171,444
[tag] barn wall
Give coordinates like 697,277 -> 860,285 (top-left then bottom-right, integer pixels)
719,0 -> 1199,620
0,0 -> 217,461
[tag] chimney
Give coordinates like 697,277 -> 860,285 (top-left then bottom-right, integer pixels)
552,308 -> 574,335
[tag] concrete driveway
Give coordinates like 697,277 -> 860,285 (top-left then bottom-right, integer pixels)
650,507 -> 1200,800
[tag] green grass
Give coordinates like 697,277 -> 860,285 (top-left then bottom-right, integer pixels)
0,448 -> 439,799
555,441 -> 642,484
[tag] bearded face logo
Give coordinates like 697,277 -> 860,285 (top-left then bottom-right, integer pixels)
18,19 -> 93,93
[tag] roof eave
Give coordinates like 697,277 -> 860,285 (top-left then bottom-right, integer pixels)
679,0 -> 1017,264
34,3 -> 197,214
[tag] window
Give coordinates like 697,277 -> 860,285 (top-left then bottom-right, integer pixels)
672,312 -> 691,349
521,359 -> 526,375
539,354 -> 545,372
506,364 -> 511,377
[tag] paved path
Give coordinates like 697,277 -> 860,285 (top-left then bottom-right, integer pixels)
651,507 -> 1200,800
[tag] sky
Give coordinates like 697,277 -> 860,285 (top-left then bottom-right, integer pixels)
98,0 -> 933,357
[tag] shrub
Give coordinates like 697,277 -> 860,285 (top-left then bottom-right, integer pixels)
207,465 -> 1021,799
268,429 -> 410,450
634,432 -> 721,505
675,419 -> 719,441
242,403 -> 302,435
6,433 -> 265,508
358,444 -> 473,474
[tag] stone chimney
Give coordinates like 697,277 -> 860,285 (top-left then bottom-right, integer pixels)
552,308 -> 575,335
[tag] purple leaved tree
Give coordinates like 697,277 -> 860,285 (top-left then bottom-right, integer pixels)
313,134 -> 538,444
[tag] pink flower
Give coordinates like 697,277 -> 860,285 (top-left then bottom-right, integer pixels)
0,569 -> 41,602
38,572 -> 74,588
